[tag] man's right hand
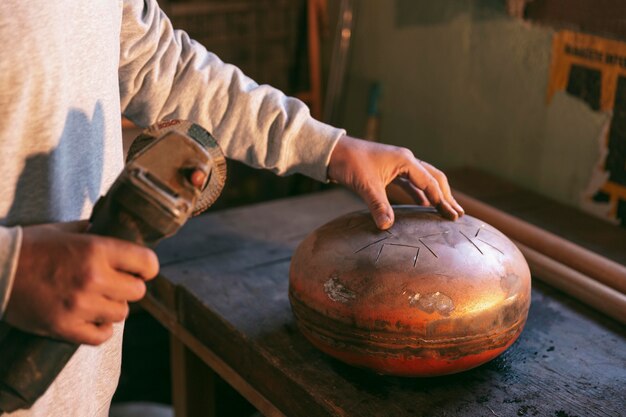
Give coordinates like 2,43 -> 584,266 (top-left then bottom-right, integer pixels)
3,221 -> 159,345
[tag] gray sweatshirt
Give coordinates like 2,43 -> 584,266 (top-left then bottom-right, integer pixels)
0,1 -> 344,415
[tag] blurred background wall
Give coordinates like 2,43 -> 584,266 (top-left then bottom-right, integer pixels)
339,0 -> 609,208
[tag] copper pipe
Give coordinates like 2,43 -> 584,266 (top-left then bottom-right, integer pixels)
453,190 -> 626,295
517,242 -> 626,325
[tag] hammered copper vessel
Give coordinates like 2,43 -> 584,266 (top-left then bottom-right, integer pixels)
289,206 -> 531,376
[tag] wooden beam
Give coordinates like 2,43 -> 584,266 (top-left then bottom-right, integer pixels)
170,336 -> 216,417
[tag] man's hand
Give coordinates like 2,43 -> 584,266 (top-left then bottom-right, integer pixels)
328,135 -> 464,230
3,221 -> 159,345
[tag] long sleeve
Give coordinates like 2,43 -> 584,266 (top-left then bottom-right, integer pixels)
119,0 -> 345,182
0,226 -> 22,319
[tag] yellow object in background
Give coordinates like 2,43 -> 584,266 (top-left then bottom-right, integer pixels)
548,31 -> 626,226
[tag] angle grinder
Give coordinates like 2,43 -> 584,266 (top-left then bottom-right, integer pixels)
0,120 -> 227,412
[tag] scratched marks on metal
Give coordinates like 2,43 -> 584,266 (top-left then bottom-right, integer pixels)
354,223 -> 505,268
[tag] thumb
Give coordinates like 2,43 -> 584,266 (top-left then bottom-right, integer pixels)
358,185 -> 395,230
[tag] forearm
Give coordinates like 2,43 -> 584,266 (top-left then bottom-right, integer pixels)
119,0 -> 344,181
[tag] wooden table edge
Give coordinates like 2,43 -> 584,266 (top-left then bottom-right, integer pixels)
141,293 -> 287,417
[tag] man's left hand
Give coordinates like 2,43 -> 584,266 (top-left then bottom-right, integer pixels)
327,135 -> 464,230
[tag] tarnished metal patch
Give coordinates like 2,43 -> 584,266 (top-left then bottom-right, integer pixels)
408,291 -> 455,316
324,276 -> 356,303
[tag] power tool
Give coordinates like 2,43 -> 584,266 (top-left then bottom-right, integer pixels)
0,119 -> 227,412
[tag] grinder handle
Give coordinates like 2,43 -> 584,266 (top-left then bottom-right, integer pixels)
0,119 -> 223,412
0,190 -> 150,412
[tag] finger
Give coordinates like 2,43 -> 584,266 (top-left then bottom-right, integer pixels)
356,182 -> 395,230
98,271 -> 147,302
389,177 -> 430,206
386,181 -> 415,205
420,162 -> 464,215
450,194 -> 464,216
56,321 -> 114,346
102,239 -> 160,280
78,322 -> 115,345
414,188 -> 430,206
190,169 -> 208,189
90,300 -> 129,324
74,294 -> 130,324
406,162 -> 458,220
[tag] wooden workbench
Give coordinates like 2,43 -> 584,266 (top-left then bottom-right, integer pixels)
144,169 -> 626,417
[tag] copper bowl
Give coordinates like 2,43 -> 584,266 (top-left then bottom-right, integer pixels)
289,206 -> 531,376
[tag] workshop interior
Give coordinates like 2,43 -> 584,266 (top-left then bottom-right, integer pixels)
2,0 -> 624,417
116,0 -> 626,417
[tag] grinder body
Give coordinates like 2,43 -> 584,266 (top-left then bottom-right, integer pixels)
0,120 -> 226,412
